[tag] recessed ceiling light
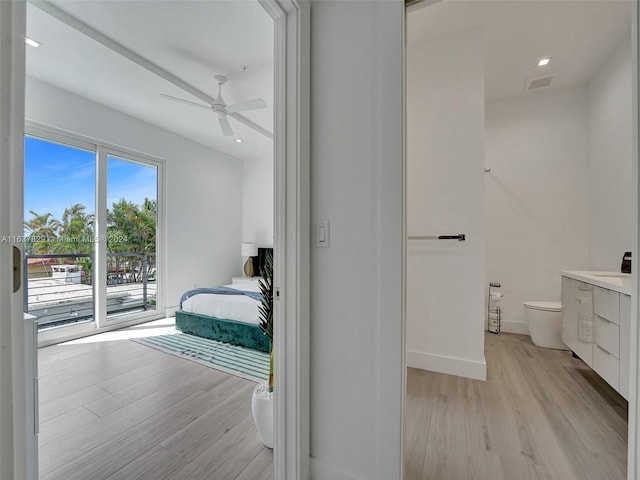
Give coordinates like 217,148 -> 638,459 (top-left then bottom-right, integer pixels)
25,37 -> 41,48
235,139 -> 243,143
537,57 -> 551,67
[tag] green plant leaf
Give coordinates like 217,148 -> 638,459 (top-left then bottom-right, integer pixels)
258,249 -> 273,342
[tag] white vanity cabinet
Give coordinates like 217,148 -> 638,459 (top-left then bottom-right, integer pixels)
561,271 -> 631,400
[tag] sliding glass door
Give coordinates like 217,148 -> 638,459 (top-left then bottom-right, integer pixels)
23,127 -> 163,341
104,154 -> 158,322
24,135 -> 97,331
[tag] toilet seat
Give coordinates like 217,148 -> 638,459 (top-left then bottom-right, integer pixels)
524,301 -> 561,312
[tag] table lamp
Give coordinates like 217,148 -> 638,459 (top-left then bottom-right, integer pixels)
241,242 -> 258,277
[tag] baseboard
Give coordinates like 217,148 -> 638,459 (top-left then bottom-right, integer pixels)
407,350 -> 486,381
165,305 -> 178,317
499,320 -> 529,335
310,458 -> 365,480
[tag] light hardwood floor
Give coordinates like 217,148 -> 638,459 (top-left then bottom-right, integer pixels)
37,319 -> 273,480
404,332 -> 628,480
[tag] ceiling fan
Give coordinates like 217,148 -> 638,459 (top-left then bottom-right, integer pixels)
160,75 -> 267,137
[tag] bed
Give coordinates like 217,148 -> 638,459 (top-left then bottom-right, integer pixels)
175,248 -> 271,352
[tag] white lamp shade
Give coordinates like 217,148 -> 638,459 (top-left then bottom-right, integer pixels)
241,242 -> 258,257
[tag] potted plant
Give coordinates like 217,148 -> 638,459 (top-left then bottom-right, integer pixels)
252,249 -> 274,448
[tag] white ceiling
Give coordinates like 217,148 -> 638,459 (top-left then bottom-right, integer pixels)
26,1 -> 274,161
408,0 -> 631,102
27,0 -> 631,158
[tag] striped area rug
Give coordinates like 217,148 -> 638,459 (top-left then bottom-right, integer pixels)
132,330 -> 269,383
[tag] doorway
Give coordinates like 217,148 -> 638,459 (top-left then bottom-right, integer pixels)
25,1 -> 275,477
404,1 -> 636,479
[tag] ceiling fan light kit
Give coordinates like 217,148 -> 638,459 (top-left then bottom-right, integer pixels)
161,75 -> 267,138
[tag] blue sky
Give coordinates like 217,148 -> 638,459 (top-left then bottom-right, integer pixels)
24,136 -> 156,223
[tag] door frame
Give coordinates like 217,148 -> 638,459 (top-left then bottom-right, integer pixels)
259,1 -> 311,478
0,0 -> 28,478
630,2 -> 640,478
1,1 -> 311,479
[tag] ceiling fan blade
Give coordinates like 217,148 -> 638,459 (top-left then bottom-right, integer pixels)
159,93 -> 211,110
219,116 -> 234,137
225,98 -> 267,114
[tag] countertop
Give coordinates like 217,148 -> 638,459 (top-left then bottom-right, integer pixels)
561,270 -> 632,296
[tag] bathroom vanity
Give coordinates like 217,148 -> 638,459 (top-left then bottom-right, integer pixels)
561,271 -> 631,400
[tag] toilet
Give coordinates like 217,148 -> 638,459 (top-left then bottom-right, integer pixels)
523,301 -> 569,350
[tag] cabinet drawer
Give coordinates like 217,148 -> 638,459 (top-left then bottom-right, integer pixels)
593,287 -> 619,325
593,344 -> 619,391
594,315 -> 620,358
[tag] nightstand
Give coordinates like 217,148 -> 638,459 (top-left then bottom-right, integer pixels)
232,276 -> 260,284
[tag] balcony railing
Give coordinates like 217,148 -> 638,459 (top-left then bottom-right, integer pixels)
24,253 -> 156,329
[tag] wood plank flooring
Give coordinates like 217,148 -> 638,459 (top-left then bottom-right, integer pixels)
37,319 -> 273,480
404,333 -> 628,480
40,324 -> 627,479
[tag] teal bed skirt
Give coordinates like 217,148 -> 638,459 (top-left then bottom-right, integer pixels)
175,310 -> 270,353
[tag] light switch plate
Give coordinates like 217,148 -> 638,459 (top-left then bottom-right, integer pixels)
316,220 -> 330,248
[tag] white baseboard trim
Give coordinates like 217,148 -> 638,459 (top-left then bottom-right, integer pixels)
500,321 -> 529,335
407,350 -> 486,381
310,458 -> 365,480
165,305 -> 178,317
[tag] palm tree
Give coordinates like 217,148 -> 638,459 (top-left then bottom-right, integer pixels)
107,198 -> 156,254
60,203 -> 88,225
142,197 -> 157,216
53,203 -> 94,254
24,210 -> 58,254
106,198 -> 157,281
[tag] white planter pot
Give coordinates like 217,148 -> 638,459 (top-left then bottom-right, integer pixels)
251,382 -> 274,448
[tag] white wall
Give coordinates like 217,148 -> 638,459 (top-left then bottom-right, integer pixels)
484,87 -> 591,332
588,36 -> 633,271
25,78 -> 244,312
406,28 -> 486,380
309,1 -> 404,479
242,154 -> 273,247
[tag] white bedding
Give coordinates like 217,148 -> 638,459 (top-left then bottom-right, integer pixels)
181,279 -> 261,325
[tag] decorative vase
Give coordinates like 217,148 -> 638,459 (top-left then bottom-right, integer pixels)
251,382 -> 274,448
